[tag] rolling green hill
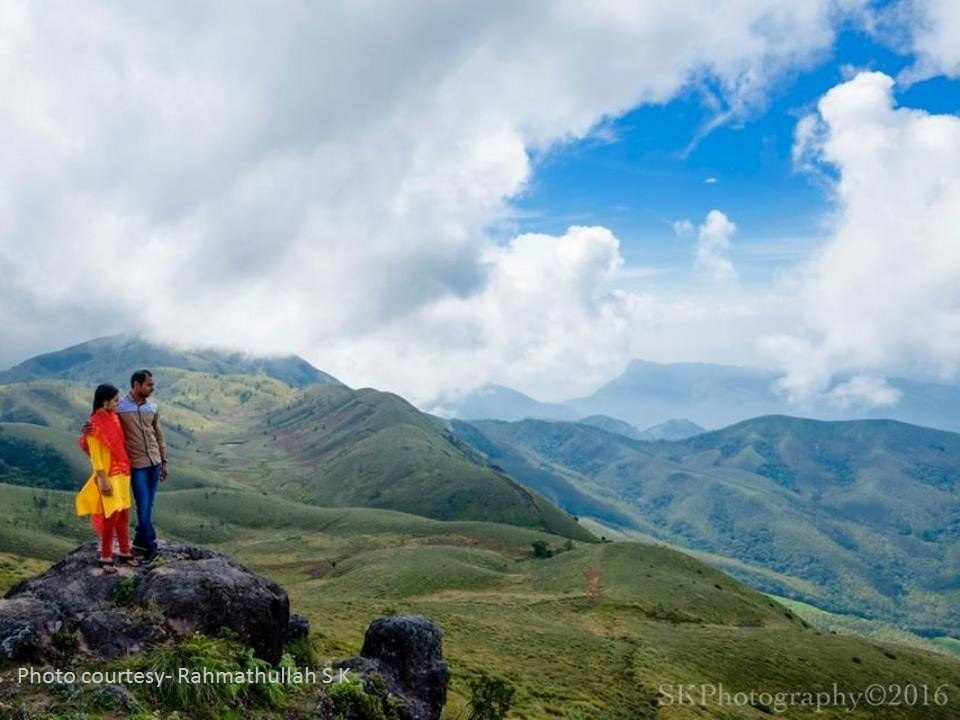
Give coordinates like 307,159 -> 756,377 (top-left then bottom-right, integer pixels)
2,481 -> 958,719
2,340 -> 960,717
237,383 -> 593,538
0,423 -> 90,490
455,415 -> 960,639
0,361 -> 592,539
0,334 -> 340,388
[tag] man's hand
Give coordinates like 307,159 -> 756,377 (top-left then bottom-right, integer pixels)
81,420 -> 93,435
160,462 -> 169,481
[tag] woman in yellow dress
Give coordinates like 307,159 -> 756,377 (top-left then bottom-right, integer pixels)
76,384 -> 138,574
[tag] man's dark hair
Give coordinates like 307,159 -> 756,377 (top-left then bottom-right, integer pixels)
130,369 -> 153,387
92,384 -> 120,413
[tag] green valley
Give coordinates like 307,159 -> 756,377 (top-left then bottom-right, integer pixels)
454,415 -> 960,641
2,484 -> 959,719
1,338 -> 959,718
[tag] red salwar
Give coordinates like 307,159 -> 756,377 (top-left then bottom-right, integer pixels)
90,508 -> 132,561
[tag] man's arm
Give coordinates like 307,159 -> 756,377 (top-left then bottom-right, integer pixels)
153,412 -> 168,480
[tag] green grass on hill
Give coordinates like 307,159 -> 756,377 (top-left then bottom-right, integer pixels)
934,637 -> 960,656
238,384 -> 593,539
459,415 -> 960,638
0,371 -> 592,541
770,594 -> 960,659
0,423 -> 89,490
2,483 -> 958,719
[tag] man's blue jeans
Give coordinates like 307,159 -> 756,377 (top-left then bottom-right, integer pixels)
131,464 -> 161,554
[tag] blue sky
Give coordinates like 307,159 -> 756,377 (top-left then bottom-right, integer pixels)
513,21 -> 960,294
1,2 -> 958,403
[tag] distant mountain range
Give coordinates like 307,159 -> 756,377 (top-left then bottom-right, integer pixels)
4,336 -> 960,712
452,414 -> 960,637
428,383 -> 578,422
4,337 -> 959,639
0,334 -> 341,388
578,415 -> 706,441
429,359 -> 960,434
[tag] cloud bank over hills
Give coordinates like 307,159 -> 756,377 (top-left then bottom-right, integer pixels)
770,70 -> 960,405
0,1 -> 958,409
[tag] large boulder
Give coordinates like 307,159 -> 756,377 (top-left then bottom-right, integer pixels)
0,596 -> 62,661
319,615 -> 450,720
1,540 -> 294,663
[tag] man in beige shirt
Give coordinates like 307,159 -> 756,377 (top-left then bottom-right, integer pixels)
115,369 -> 167,562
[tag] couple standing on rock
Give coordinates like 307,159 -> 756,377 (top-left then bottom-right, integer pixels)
74,369 -> 168,574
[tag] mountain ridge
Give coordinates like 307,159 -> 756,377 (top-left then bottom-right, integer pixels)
0,334 -> 340,389
454,413 -> 960,637
430,358 -> 960,434
0,361 -> 592,541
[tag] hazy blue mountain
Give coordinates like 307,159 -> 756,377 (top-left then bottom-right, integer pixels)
635,418 -> 705,440
426,383 -> 577,421
0,334 -> 340,388
566,360 -> 788,429
576,415 -> 704,441
454,414 -> 960,637
576,414 -> 642,439
567,359 -> 960,432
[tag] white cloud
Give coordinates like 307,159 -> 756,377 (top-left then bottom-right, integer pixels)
705,177 -> 718,184
770,70 -> 960,402
672,219 -> 696,237
0,1 -> 858,399
896,0 -> 960,81
825,375 -> 902,408
327,224 -> 799,402
695,210 -> 738,283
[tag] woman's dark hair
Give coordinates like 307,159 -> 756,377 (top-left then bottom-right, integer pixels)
92,384 -> 120,413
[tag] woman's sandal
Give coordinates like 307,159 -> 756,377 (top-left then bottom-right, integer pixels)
115,553 -> 140,567
98,559 -> 118,574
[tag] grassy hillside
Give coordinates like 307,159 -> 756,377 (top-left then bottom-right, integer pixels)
2,482 -> 958,719
0,423 -> 90,490
0,334 -> 339,387
456,415 -> 960,639
0,380 -> 91,427
3,343 -> 958,717
243,384 -> 593,539
0,368 -> 592,540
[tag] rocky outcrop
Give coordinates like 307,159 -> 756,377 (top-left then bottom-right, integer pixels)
0,597 -> 61,661
319,615 -> 450,720
1,544 -> 451,718
0,540 -> 296,664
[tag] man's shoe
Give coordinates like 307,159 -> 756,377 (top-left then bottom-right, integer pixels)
142,550 -> 160,564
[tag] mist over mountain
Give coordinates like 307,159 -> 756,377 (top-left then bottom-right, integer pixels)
425,383 -> 577,422
575,414 -> 644,439
0,334 -> 340,389
431,359 -> 960,434
568,360 -> 960,432
575,416 -> 706,442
